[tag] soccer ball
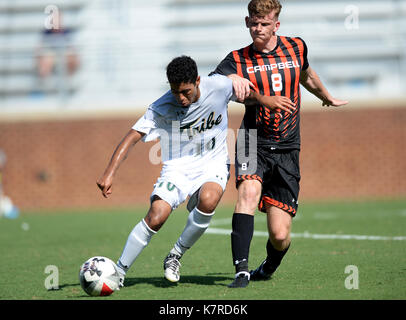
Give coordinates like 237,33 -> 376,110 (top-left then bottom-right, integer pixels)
79,256 -> 120,296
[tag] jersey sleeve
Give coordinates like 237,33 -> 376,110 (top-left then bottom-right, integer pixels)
209,52 -> 237,76
208,73 -> 236,102
219,74 -> 235,102
224,76 -> 235,101
299,38 -> 309,71
132,107 -> 162,142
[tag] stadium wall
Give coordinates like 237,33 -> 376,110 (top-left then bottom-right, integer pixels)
0,106 -> 405,211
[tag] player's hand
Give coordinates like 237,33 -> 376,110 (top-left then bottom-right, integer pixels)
322,97 -> 348,107
227,74 -> 255,102
96,175 -> 113,198
259,95 -> 297,114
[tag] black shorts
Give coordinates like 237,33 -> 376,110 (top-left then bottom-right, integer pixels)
235,139 -> 300,216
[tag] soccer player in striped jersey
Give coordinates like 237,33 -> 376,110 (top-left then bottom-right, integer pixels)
97,56 -> 236,286
211,0 -> 348,288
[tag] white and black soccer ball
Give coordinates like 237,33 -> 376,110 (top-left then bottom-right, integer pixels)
79,256 -> 120,296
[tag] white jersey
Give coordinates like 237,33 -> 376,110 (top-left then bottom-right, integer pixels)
133,75 -> 234,172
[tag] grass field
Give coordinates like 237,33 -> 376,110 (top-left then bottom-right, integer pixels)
0,199 -> 405,301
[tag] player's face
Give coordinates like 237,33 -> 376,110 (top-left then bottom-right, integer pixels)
170,77 -> 201,107
246,11 -> 280,48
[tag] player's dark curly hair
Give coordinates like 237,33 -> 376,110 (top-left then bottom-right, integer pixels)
166,55 -> 198,85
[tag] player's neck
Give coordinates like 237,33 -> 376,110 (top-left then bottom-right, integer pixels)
253,35 -> 278,53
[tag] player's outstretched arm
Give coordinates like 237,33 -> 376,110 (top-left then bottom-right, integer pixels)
227,74 -> 255,102
97,129 -> 145,198
226,74 -> 296,113
300,67 -> 348,107
248,91 -> 297,114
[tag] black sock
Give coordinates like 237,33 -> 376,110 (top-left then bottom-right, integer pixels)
231,213 -> 254,273
263,239 -> 290,274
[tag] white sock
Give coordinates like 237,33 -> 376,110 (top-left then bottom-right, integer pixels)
117,219 -> 156,275
173,207 -> 214,256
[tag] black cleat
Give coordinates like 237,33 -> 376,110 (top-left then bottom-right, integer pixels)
249,260 -> 272,281
228,272 -> 250,288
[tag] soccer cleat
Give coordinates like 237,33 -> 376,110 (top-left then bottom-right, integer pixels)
249,259 -> 272,281
163,253 -> 182,282
118,274 -> 125,289
228,272 -> 250,288
115,261 -> 127,289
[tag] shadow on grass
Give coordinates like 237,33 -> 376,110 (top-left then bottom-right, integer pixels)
55,273 -> 234,298
57,283 -> 78,290
124,273 -> 233,288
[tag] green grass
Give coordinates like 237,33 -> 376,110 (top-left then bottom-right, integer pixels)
0,199 -> 405,300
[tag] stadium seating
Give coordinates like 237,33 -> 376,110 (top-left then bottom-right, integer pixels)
0,0 -> 405,112
0,0 -> 85,109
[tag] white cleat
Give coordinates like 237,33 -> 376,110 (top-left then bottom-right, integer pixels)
115,261 -> 127,289
118,274 -> 125,289
163,253 -> 182,282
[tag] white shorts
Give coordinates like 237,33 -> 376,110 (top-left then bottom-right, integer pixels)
150,162 -> 230,210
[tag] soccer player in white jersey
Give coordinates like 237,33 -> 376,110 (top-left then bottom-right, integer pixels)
96,56 -> 236,286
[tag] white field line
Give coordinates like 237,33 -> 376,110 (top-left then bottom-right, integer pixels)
206,227 -> 406,241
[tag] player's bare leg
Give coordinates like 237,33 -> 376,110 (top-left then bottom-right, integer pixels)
267,205 -> 292,251
37,54 -> 55,78
234,179 -> 262,214
228,179 -> 261,288
164,182 -> 224,282
250,205 -> 292,281
144,197 -> 173,232
116,197 -> 172,286
196,182 -> 224,213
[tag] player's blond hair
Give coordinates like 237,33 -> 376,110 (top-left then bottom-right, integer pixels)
248,0 -> 282,19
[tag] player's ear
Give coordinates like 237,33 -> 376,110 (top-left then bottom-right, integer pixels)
273,20 -> 280,33
245,16 -> 250,28
195,76 -> 201,87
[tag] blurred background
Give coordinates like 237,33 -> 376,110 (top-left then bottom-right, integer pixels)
0,0 -> 405,212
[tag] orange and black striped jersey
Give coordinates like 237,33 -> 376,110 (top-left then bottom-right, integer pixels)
212,36 -> 309,150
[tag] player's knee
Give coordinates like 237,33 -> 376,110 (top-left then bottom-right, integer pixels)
145,205 -> 170,231
197,189 -> 220,213
272,232 -> 288,243
270,231 -> 290,250
238,185 -> 261,209
144,214 -> 163,232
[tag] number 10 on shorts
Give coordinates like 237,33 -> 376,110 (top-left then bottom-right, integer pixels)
158,181 -> 176,192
